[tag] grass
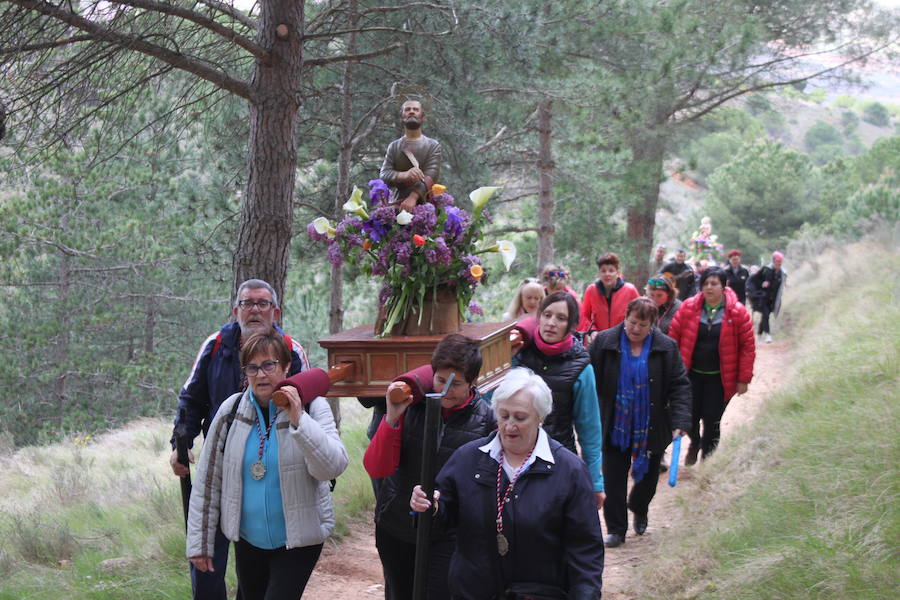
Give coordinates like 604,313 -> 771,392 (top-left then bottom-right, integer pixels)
0,401 -> 375,598
622,238 -> 899,599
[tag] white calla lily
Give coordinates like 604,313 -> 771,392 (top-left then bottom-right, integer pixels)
312,217 -> 336,238
469,186 -> 501,213
342,186 -> 369,219
396,209 -> 413,225
497,240 -> 517,271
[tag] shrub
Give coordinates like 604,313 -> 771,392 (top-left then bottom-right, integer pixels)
840,110 -> 859,134
804,120 -> 842,151
861,101 -> 890,127
9,514 -> 77,564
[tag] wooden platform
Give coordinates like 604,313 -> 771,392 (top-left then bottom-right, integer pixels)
318,321 -> 516,397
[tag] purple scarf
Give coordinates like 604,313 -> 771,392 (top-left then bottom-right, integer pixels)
611,328 -> 652,482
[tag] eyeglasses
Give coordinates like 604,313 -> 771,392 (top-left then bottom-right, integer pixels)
237,299 -> 274,311
544,271 -> 567,278
242,360 -> 280,377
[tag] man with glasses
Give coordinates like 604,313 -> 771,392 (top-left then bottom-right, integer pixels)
169,279 -> 309,600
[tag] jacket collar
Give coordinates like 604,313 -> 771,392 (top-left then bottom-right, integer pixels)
596,322 -> 669,353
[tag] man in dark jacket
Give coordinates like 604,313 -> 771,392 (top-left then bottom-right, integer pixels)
660,248 -> 696,301
590,302 -> 692,547
724,249 -> 750,305
169,279 -> 309,600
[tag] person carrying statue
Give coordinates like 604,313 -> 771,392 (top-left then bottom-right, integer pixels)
379,98 -> 442,212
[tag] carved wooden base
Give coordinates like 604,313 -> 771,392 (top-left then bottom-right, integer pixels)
318,321 -> 515,397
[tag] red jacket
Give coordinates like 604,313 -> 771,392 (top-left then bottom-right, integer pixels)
577,278 -> 640,332
667,286 -> 756,404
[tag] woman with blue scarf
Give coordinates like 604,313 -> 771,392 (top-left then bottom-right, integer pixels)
590,297 -> 692,548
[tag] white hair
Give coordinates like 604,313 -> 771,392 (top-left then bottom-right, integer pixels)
492,367 -> 553,420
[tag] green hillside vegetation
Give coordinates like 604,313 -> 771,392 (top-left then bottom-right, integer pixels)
0,404 -> 375,599
620,234 -> 899,599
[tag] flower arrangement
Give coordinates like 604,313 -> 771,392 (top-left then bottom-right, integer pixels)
688,216 -> 724,264
308,180 -> 515,336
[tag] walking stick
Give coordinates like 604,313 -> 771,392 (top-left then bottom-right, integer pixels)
174,408 -> 192,531
412,372 -> 455,600
668,435 -> 682,487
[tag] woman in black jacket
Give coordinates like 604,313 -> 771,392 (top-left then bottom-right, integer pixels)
590,297 -> 692,548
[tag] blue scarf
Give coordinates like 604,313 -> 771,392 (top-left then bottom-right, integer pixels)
611,328 -> 652,482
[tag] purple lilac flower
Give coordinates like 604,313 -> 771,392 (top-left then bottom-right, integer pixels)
431,192 -> 455,210
411,202 -> 438,233
372,247 -> 391,276
307,222 -> 328,242
378,285 -> 393,307
432,236 -> 453,266
327,243 -> 344,267
368,179 -> 390,205
468,301 -> 484,316
393,239 -> 412,266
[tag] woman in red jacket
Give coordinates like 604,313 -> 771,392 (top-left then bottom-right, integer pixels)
578,252 -> 640,346
667,267 -> 755,464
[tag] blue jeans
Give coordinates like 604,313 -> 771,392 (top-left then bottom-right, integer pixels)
190,523 -> 240,600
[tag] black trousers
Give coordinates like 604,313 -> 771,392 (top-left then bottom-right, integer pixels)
756,302 -> 773,334
233,539 -> 322,600
375,525 -> 453,600
688,371 -> 726,458
602,446 -> 663,537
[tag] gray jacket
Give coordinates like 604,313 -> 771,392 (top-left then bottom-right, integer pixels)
187,391 -> 348,557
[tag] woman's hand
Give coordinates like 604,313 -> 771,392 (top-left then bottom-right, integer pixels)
595,491 -> 606,510
736,383 -> 748,395
410,484 -> 440,513
385,381 -> 414,427
189,556 -> 214,572
278,385 -> 305,428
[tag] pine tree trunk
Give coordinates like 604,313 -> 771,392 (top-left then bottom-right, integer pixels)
232,1 -> 305,305
537,100 -> 555,271
624,140 -> 665,285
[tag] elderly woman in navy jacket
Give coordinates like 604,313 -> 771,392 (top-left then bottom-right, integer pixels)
411,368 -> 604,599
590,297 -> 692,548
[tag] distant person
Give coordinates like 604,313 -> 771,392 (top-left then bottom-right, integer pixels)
187,332 -> 347,600
379,99 -> 442,213
364,334 -> 496,600
649,244 -> 667,275
514,292 -> 605,508
578,252 -> 640,346
661,249 -> 696,301
503,277 -> 545,321
410,368 -> 605,599
171,279 -> 310,600
590,297 -> 692,547
646,276 -> 681,335
724,249 -> 750,305
747,251 -> 787,343
668,268 -> 756,465
541,263 -> 581,304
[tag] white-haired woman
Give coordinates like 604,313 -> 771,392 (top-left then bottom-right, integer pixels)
410,368 -> 604,599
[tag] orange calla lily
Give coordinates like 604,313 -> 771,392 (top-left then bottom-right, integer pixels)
413,234 -> 426,247
431,184 -> 447,196
469,264 -> 484,280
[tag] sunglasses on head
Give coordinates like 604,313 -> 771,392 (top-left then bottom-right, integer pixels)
647,278 -> 669,287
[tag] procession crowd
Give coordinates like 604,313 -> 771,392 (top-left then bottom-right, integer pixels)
169,100 -> 786,600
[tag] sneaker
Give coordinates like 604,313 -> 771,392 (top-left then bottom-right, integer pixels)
765,333 -> 773,343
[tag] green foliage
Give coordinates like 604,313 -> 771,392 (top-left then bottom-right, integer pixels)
840,110 -> 859,134
804,120 -> 843,151
705,140 -> 823,259
861,101 -> 891,127
831,94 -> 857,109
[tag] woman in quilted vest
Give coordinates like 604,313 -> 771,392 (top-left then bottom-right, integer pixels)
667,267 -> 756,464
515,291 -> 605,508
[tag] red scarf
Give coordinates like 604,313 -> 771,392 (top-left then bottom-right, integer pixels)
534,328 -> 574,356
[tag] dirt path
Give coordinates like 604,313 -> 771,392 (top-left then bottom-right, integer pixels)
304,340 -> 790,599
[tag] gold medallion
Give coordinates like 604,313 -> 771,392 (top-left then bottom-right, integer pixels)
250,460 -> 266,480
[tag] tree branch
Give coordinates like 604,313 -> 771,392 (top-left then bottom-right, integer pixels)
111,0 -> 269,63
4,0 -> 252,99
304,42 -> 404,67
198,0 -> 258,31
0,34 -> 93,55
